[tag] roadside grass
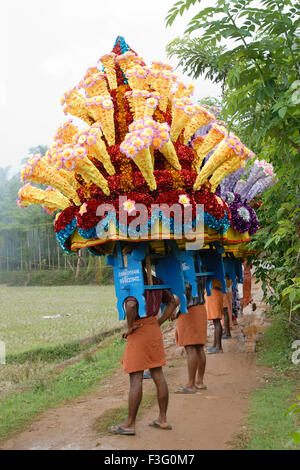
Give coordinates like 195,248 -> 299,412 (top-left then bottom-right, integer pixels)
256,315 -> 299,372
93,393 -> 157,436
234,376 -> 298,450
233,316 -> 299,450
0,334 -> 126,444
5,327 -> 123,365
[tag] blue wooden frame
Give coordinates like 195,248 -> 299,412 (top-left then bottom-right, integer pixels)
107,241 -> 188,320
107,241 -> 233,320
223,255 -> 244,289
198,243 -> 227,294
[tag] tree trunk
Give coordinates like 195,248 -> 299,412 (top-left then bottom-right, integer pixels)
20,243 -> 23,271
38,235 -> 42,270
57,244 -> 60,270
75,249 -> 82,279
27,232 -> 31,271
96,256 -> 102,285
6,244 -> 9,271
66,257 -> 74,272
47,226 -> 51,269
33,231 -> 37,270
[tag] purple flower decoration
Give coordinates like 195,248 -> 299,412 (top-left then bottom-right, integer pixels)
248,209 -> 260,235
233,179 -> 247,195
220,167 -> 246,199
244,176 -> 277,203
237,160 -> 275,202
220,159 -> 276,235
226,193 -> 260,234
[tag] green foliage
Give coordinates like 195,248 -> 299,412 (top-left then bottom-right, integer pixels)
166,0 -> 300,325
0,163 -> 57,272
256,316 -> 299,371
0,154 -> 110,284
0,267 -> 113,286
166,36 -> 228,85
249,180 -> 300,322
166,0 -> 199,27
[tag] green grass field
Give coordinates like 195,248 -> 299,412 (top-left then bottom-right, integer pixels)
0,285 -> 123,400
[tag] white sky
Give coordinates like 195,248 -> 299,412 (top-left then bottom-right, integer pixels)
1,0 -> 221,174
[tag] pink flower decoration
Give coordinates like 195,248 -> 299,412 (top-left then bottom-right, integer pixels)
123,199 -> 136,215
178,194 -> 190,206
79,203 -> 88,215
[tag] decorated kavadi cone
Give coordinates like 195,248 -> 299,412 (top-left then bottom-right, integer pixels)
17,36 -> 260,255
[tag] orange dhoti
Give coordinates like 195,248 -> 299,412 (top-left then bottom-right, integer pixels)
175,305 -> 207,346
243,263 -> 252,308
205,280 -> 223,320
122,316 -> 166,374
222,290 -> 233,327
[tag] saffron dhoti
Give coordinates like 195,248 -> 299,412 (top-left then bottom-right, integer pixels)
175,305 -> 207,346
205,280 -> 223,320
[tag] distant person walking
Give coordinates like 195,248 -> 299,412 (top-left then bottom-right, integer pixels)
222,279 -> 233,339
242,262 -> 256,312
205,279 -> 224,354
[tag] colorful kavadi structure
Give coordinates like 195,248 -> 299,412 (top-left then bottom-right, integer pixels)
17,37 -> 276,319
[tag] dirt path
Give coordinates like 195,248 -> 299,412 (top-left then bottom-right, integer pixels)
1,282 -> 268,450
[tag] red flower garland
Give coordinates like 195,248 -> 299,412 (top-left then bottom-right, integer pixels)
55,205 -> 79,232
180,169 -> 197,191
77,198 -> 104,229
175,142 -> 195,170
194,190 -> 225,220
153,170 -> 173,193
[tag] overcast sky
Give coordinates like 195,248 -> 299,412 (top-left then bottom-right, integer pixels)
1,0 -> 221,174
